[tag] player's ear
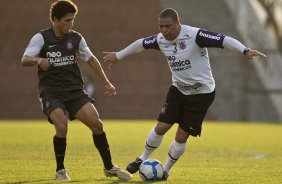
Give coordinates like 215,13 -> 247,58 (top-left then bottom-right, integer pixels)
176,20 -> 181,26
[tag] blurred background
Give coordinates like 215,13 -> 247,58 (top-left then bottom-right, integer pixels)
0,0 -> 281,122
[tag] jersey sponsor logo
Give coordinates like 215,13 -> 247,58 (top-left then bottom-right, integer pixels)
176,82 -> 202,91
46,51 -> 75,67
170,59 -> 191,68
47,51 -> 62,57
167,55 -> 191,71
199,31 -> 221,40
144,37 -> 157,45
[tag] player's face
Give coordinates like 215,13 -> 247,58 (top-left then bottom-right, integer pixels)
53,13 -> 75,36
158,17 -> 181,41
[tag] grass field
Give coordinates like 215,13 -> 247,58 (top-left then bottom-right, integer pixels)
0,120 -> 281,184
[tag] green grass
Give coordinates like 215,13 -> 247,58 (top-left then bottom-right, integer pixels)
0,120 -> 281,184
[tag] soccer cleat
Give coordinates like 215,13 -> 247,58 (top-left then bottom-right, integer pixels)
55,169 -> 71,180
161,170 -> 169,181
126,157 -> 143,174
104,165 -> 132,180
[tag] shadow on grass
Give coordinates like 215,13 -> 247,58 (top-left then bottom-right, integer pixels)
5,178 -> 165,184
94,177 -> 166,184
6,179 -> 88,184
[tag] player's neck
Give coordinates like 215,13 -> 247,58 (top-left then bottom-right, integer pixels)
174,26 -> 181,39
166,26 -> 181,41
52,27 -> 67,38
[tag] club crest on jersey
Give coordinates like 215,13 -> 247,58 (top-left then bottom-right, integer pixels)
160,102 -> 168,114
179,41 -> 186,50
45,101 -> 50,108
66,40 -> 73,50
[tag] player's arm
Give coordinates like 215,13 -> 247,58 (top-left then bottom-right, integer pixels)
195,29 -> 266,58
223,36 -> 266,58
78,37 -> 116,96
87,56 -> 116,96
21,56 -> 50,71
103,39 -> 145,69
103,35 -> 160,69
21,33 -> 50,71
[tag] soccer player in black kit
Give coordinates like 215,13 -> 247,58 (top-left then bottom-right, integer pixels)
21,0 -> 131,181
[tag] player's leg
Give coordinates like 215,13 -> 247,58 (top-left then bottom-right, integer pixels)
127,86 -> 180,174
74,102 -> 132,180
49,108 -> 70,180
140,121 -> 172,161
126,121 -> 172,174
162,126 -> 188,180
39,90 -> 71,180
143,86 -> 181,161
74,102 -> 112,168
162,90 -> 215,180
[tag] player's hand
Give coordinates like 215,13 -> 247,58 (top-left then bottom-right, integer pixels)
103,52 -> 119,69
104,82 -> 117,96
245,49 -> 267,59
37,58 -> 50,71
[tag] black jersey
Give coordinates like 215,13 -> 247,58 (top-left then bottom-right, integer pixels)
38,28 -> 84,92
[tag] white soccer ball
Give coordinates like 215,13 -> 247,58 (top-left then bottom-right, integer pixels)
139,159 -> 164,181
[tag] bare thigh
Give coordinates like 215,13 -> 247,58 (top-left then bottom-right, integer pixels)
154,121 -> 174,135
175,125 -> 190,143
50,108 -> 68,138
75,102 -> 104,135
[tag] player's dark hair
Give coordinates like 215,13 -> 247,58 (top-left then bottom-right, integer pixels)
159,8 -> 179,22
50,0 -> 78,21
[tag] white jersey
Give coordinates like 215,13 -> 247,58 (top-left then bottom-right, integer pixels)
23,32 -> 93,62
142,25 -> 226,95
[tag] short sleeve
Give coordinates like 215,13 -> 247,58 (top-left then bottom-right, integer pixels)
195,29 -> 225,48
77,36 -> 93,62
23,33 -> 44,57
142,35 -> 160,50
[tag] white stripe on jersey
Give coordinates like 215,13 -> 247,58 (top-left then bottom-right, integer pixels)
23,32 -> 93,62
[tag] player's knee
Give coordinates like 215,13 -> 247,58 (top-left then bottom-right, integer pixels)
175,134 -> 189,143
55,123 -> 68,137
90,118 -> 104,134
154,122 -> 171,135
154,127 -> 166,135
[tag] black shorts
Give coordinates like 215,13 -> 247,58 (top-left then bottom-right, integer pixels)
38,88 -> 94,124
157,85 -> 215,137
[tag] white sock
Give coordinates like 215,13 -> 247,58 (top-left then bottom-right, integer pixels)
139,128 -> 163,161
163,140 -> 187,173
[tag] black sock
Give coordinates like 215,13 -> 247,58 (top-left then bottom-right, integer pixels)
53,136 -> 66,172
93,132 -> 113,170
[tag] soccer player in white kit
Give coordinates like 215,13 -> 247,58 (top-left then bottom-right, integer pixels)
103,8 -> 266,180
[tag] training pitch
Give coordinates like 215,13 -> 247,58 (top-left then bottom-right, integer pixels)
0,120 -> 281,184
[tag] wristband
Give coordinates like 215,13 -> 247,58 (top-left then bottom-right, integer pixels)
243,48 -> 251,55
